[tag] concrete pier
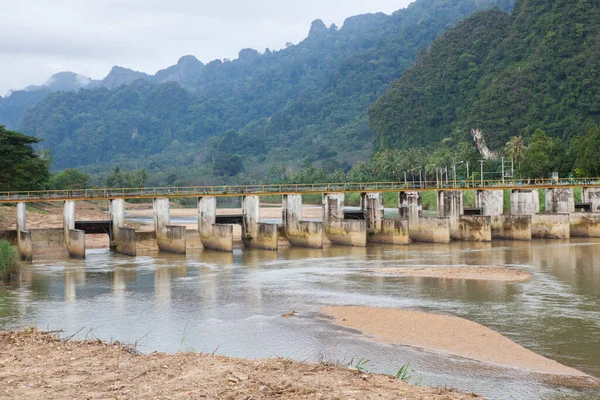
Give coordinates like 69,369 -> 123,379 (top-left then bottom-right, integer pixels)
117,227 -> 137,256
582,188 -> 600,212
510,189 -> 540,215
532,214 -> 570,239
570,213 -> 600,237
360,192 -> 409,244
16,202 -> 32,261
153,198 -> 186,254
323,193 -> 367,247
490,215 -> 532,240
398,191 -> 422,225
456,216 -> 492,241
63,201 -> 85,259
437,191 -> 464,240
109,199 -> 125,251
198,197 -> 233,252
242,196 -> 278,250
282,194 -> 323,248
545,188 -> 575,214
408,217 -> 451,244
476,190 -> 504,216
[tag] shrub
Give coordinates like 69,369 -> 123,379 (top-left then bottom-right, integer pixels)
0,240 -> 20,281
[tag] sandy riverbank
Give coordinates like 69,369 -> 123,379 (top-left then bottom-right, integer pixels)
368,267 -> 533,282
0,329 -> 478,400
320,306 -> 595,383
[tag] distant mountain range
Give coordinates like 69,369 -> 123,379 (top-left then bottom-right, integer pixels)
0,0 -> 515,184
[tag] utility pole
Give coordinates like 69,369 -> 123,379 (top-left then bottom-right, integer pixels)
453,164 -> 457,188
479,160 -> 484,187
501,157 -> 505,185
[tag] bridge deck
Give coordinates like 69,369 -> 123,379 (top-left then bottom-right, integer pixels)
1,179 -> 599,203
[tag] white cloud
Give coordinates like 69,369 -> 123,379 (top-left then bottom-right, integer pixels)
0,0 -> 413,95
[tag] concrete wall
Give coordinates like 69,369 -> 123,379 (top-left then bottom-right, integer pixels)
408,217 -> 451,244
545,188 -> 575,214
490,215 -> 532,241
437,191 -> 464,239
31,228 -> 65,244
532,214 -> 570,239
476,190 -> 504,216
510,189 -> 540,215
109,199 -> 125,250
282,194 -> 323,248
570,213 -> 600,237
456,216 -> 492,242
399,191 -> 422,224
582,188 -> 600,212
323,193 -> 367,247
153,198 -> 186,254
186,229 -> 203,250
136,230 -> 159,252
198,196 -> 234,252
116,227 -> 137,256
242,195 -> 278,250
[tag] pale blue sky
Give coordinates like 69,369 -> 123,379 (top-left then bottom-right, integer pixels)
1,0 -> 413,95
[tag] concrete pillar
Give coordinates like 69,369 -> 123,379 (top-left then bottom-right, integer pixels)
545,188 -> 575,214
532,214 -> 570,239
490,215 -> 532,241
323,193 -> 366,247
361,192 -> 409,244
570,214 -> 600,237
198,196 -> 233,252
582,188 -> 600,212
510,189 -> 539,215
282,194 -> 323,248
109,199 -> 124,250
437,191 -> 464,239
398,191 -> 422,224
63,201 -> 85,259
153,198 -> 170,242
16,202 -> 32,261
476,190 -> 504,216
242,195 -> 278,250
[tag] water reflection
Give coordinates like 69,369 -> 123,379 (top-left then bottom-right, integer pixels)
0,240 -> 599,400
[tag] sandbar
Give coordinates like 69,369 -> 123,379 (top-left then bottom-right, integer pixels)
368,266 -> 532,282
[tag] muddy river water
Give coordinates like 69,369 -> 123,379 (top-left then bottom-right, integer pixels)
1,216 -> 600,399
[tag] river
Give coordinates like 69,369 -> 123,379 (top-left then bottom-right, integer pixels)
1,218 -> 599,399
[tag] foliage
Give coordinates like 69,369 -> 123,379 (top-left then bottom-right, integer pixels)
11,0 -> 514,183
0,126 -> 51,191
369,0 -> 600,178
104,166 -> 149,188
354,358 -> 370,373
48,168 -> 91,190
0,240 -> 20,281
394,362 -> 414,382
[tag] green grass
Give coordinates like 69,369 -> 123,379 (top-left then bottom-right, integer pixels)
0,240 -> 20,281
394,361 -> 414,382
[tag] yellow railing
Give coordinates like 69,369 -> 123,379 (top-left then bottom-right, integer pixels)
0,178 -> 599,203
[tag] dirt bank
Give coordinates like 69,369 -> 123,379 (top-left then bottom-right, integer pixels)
368,266 -> 533,282
321,306 -> 593,380
0,329 -> 478,400
0,201 -> 108,230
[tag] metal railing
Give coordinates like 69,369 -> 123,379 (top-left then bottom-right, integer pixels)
0,178 -> 598,203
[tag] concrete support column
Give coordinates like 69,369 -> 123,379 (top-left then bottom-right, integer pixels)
242,196 -> 278,250
63,201 -> 85,259
510,189 -> 539,215
545,188 -> 575,214
282,194 -> 323,248
582,188 -> 600,212
198,196 -> 233,252
109,199 -> 135,256
323,193 -> 366,247
476,190 -> 504,216
437,191 -> 464,239
398,191 -> 422,224
361,192 -> 409,245
16,202 -> 32,261
153,198 -> 186,254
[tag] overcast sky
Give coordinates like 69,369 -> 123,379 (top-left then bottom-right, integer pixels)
1,0 -> 413,95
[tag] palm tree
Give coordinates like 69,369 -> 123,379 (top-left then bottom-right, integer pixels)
505,136 -> 527,165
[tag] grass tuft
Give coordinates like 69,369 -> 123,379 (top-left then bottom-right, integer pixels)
0,239 -> 20,281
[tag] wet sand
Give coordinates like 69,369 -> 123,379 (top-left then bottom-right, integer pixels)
368,267 -> 533,282
321,306 -> 591,378
0,329 -> 478,400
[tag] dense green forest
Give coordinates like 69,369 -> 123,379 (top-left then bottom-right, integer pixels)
369,0 -> 600,177
8,0 -> 514,186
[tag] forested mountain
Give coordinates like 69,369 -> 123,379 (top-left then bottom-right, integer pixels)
369,0 -> 600,152
10,0 -> 514,182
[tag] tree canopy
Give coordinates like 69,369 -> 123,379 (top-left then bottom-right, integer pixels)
0,126 -> 50,191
